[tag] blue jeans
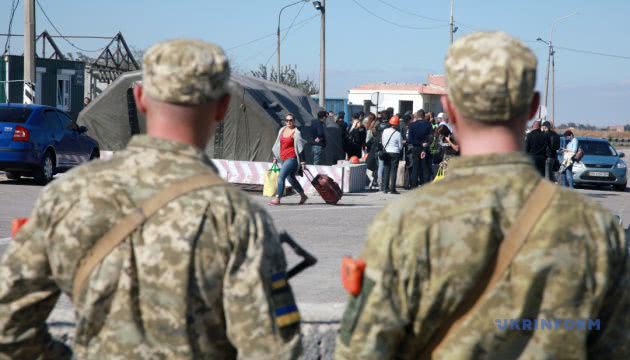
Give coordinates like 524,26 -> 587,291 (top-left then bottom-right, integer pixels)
560,167 -> 574,188
312,145 -> 324,165
378,159 -> 384,183
277,157 -> 304,198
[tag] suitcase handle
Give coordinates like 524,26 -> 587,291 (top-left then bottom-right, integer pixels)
303,167 -> 315,181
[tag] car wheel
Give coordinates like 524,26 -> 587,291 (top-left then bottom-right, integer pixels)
35,152 -> 55,185
5,171 -> 21,181
613,183 -> 627,192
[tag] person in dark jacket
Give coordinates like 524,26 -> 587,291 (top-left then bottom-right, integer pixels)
347,113 -> 367,159
312,110 -> 327,165
407,110 -> 433,187
541,121 -> 560,181
525,120 -> 547,175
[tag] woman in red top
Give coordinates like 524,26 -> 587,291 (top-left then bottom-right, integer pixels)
270,113 -> 307,205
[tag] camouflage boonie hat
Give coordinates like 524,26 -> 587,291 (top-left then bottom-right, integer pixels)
143,39 -> 230,105
444,32 -> 537,122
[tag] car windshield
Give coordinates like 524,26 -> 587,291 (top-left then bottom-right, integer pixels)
0,108 -> 33,123
579,140 -> 616,156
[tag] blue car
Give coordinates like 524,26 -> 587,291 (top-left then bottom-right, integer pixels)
558,136 -> 627,191
0,104 -> 99,184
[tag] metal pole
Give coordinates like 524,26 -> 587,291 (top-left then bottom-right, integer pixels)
551,47 -> 555,126
318,0 -> 326,108
449,0 -> 454,45
543,44 -> 551,118
277,23 -> 281,83
4,55 -> 9,103
24,0 -> 35,103
277,1 -> 307,84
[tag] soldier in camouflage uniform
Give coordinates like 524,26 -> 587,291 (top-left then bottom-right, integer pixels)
0,39 -> 301,359
335,32 -> 630,359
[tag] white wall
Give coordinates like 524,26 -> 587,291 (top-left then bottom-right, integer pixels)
348,90 -> 425,114
424,94 -> 444,114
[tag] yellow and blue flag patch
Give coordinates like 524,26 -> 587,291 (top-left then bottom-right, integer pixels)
271,271 -> 289,290
270,271 -> 300,328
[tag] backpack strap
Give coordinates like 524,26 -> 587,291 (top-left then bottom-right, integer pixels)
420,179 -> 556,358
72,172 -> 226,301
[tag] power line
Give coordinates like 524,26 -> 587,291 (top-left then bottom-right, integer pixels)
555,45 -> 630,61
36,0 -> 105,53
3,0 -> 20,55
264,1 -> 308,66
1,33 -> 114,39
236,14 -> 318,66
373,0 -> 446,23
349,0 -> 447,30
226,14 -> 319,52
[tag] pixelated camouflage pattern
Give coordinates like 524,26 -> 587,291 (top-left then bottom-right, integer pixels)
0,135 -> 301,359
335,152 -> 630,359
445,32 -> 537,122
143,39 -> 230,105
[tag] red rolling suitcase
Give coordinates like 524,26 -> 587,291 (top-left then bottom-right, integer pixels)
304,168 -> 343,204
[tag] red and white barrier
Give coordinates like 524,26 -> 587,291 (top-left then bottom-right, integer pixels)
97,151 -> 368,193
212,160 -> 368,194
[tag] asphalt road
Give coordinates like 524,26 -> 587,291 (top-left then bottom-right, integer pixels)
0,167 -> 628,324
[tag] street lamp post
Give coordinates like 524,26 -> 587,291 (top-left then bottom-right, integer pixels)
277,0 -> 308,84
313,1 -> 325,108
537,12 -> 577,125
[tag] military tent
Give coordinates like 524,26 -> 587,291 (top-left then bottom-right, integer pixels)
78,71 -> 345,164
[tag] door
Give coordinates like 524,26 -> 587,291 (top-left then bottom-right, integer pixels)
42,110 -> 63,165
56,75 -> 71,112
55,111 -> 81,167
399,100 -> 413,116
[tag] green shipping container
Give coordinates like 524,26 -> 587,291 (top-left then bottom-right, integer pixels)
1,55 -> 85,120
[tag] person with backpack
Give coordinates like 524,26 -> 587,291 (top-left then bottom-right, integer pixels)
380,116 -> 403,194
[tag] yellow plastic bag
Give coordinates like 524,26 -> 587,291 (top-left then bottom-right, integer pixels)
263,163 -> 280,197
433,162 -> 446,183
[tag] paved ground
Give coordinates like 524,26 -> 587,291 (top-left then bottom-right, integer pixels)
0,166 -> 628,325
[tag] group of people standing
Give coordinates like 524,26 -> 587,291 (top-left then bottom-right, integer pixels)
363,108 -> 460,194
268,106 -> 462,202
525,120 -> 577,188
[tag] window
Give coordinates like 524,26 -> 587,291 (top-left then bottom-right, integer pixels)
42,111 -> 61,129
579,140 -> 615,156
56,75 -> 71,111
0,107 -> 33,123
57,111 -> 78,131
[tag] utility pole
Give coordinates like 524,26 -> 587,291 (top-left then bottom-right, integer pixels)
276,26 -> 281,83
542,43 -> 551,119
449,0 -> 454,45
23,0 -> 35,104
277,1 -> 307,84
537,12 -> 577,124
318,0 -> 326,108
551,49 -> 556,125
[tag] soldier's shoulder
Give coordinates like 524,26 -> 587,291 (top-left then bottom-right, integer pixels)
39,158 -> 125,204
551,185 -> 619,229
203,183 -> 266,214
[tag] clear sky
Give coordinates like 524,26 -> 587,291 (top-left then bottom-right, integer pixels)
2,0 -> 629,125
